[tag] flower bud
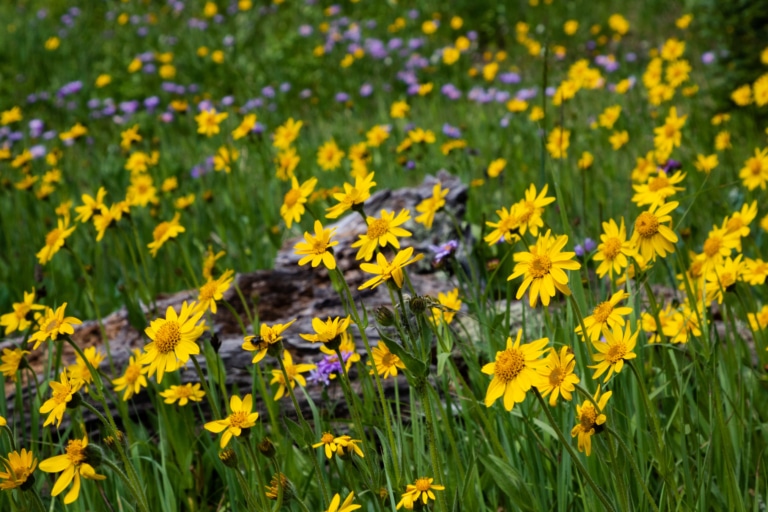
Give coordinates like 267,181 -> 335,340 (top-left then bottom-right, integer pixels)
219,448 -> 238,468
375,306 -> 396,327
257,437 -> 276,458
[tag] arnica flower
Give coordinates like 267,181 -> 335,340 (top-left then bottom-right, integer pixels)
270,351 -> 316,400
159,383 -> 206,406
0,347 -> 29,382
326,491 -> 362,512
40,372 -> 82,428
29,303 -> 82,350
275,147 -> 300,181
368,343 -> 405,379
739,147 -> 768,191
630,201 -> 679,262
481,331 -> 548,411
697,226 -> 741,274
195,108 -> 229,137
744,257 -> 768,286
396,477 -> 445,510
653,107 -> 686,160
631,170 -> 685,207
204,394 -> 260,448
571,385 -> 612,456
508,231 -> 581,307
112,349 -> 148,401
0,448 -> 37,490
358,247 -> 423,290
195,269 -> 235,314
704,255 -> 745,304
213,146 -> 239,173
147,212 -> 185,257
300,316 -> 351,345
537,346 -> 580,406
366,125 -> 390,147
36,216 -> 76,265
39,435 -> 106,505
313,432 -> 364,459
317,140 -> 345,171
273,117 -> 303,150
232,113 -> 256,140
294,220 -> 339,270
484,205 -> 522,245
140,302 -> 205,383
281,176 -> 318,228
351,209 -> 412,261
589,324 -> 638,382
74,187 -> 108,223
326,173 -> 377,219
202,245 -> 226,281
319,331 -> 360,367
0,289 -> 44,335
545,127 -> 570,159
575,290 -> 633,342
265,473 -> 293,500
120,125 -> 142,150
243,319 -> 296,364
67,346 -> 105,392
514,183 -> 555,237
415,183 -> 449,229
748,305 -> 768,332
593,218 -> 636,279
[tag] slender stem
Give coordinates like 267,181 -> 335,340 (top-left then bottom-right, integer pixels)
191,355 -> 221,418
243,439 -> 270,511
101,458 -> 150,512
416,380 -> 448,512
27,488 -> 47,512
232,460 -> 262,511
606,426 -> 660,512
533,390 -> 616,512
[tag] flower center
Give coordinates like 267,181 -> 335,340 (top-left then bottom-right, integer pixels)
125,364 -> 142,382
321,432 -> 335,444
579,404 -> 597,430
283,188 -> 301,207
65,440 -> 86,466
154,321 -> 182,353
381,353 -> 395,367
517,201 -> 535,223
529,254 -> 552,278
602,237 -> 623,259
153,222 -> 171,240
367,218 -> 390,239
647,175 -> 669,192
199,281 -> 218,301
703,236 -> 722,257
45,318 -> 61,333
311,239 -> 328,254
725,217 -> 743,233
718,272 -> 735,288
635,212 -> 660,238
52,385 -> 73,404
414,477 -> 432,492
228,411 -> 249,429
606,343 -> 627,364
548,367 -> 565,387
45,229 -> 62,247
495,348 -> 525,382
592,302 -> 613,323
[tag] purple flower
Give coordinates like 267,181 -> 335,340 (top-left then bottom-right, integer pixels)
516,88 -> 537,101
43,130 -> 57,140
298,24 -> 313,36
29,119 -> 44,138
441,83 -> 461,100
87,99 -> 101,109
144,96 -> 160,110
262,86 -> 275,98
387,38 -> 403,50
661,159 -> 682,173
500,116 -> 510,128
119,100 -> 140,114
429,240 -> 459,265
57,81 -> 83,98
221,95 -> 235,106
499,72 -> 521,84
335,92 -> 349,103
625,52 -> 637,62
574,238 -> 596,257
30,145 -> 47,158
27,94 -> 38,104
701,51 -> 715,65
223,35 -> 235,47
359,83 -> 373,97
442,123 -> 461,138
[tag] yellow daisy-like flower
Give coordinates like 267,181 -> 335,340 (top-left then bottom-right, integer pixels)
299,316 -> 351,344
593,218 -> 636,279
589,324 -> 638,382
213,146 -> 239,173
326,491 -> 362,512
697,226 -> 741,274
319,332 -> 361,371
481,331 -> 548,411
366,124 -> 390,147
571,385 -> 612,456
575,290 -> 633,342
484,205 -> 521,245
204,394 -> 260,448
414,183 -> 449,229
39,435 -> 106,505
705,255 -> 745,304
159,382 -> 206,406
232,113 -> 256,140
0,347 -> 29,382
36,216 -> 77,265
429,288 -> 462,325
514,183 -> 555,237
545,127 -> 570,159
140,302 -> 205,383
67,346 -> 105,392
112,349 -> 149,401
0,448 -> 37,490
367,343 -> 405,379
537,346 -> 580,406
0,289 -> 44,335
351,209 -> 412,261
275,147 -> 300,181
243,319 -> 296,364
487,158 -> 506,178
653,107 -> 686,160
74,187 -> 108,223
195,108 -> 229,137
693,153 -> 718,174
270,351 -> 316,400
273,118 -> 303,150
28,303 -> 82,350
120,124 -> 141,150
295,220 -> 339,270
738,147 -> 768,191
396,477 -> 445,510
325,172 -> 377,219
358,247 -> 423,290
313,432 -> 349,459
195,269 -> 235,314
39,372 -> 82,428
390,100 -> 410,118
748,305 -> 768,332
317,140 -> 345,171
630,201 -> 679,262
508,231 -> 581,307
631,170 -> 686,207
147,212 -> 185,257
281,176 -> 318,229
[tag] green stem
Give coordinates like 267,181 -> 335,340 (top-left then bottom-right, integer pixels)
242,438 -> 270,511
191,355 -> 221,418
606,427 -> 660,512
101,457 -> 149,512
416,380 -> 447,512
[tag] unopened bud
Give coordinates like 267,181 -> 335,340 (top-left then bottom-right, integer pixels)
257,437 -> 276,458
219,448 -> 238,468
375,306 -> 396,327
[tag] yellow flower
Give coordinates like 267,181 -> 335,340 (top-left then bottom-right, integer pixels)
39,435 -> 106,505
415,183 -> 449,229
243,319 -> 296,364
204,394 -> 260,448
319,332 -> 360,371
281,176 -> 318,228
529,106 -> 544,121
351,209 -> 411,261
367,343 -> 405,379
589,324 -> 638,382
630,201 -> 679,262
653,107 -> 687,160
576,290 -> 633,342
120,124 -> 142,150
608,13 -> 629,34
147,212 -> 185,257
506,98 -> 528,112
697,226 -> 741,274
609,130 -> 629,150
232,113 -> 257,140
67,346 -> 105,392
174,193 -> 196,211
537,346 -> 580,406
487,158 -> 506,178
127,174 -> 159,208
694,153 -> 718,174
317,140 -> 345,171
273,118 -> 303,149
326,491 -> 362,512
390,100 -> 410,118
545,127 -> 570,159
366,125 -> 390,147
325,173 -> 376,219
195,269 -> 235,314
112,349 -> 148,401
39,372 -> 82,428
358,247 -> 423,290
744,257 -> 768,286
484,205 -> 521,245
312,432 -> 363,459
571,385 -> 612,456
578,151 -> 594,170
443,47 -> 460,65
705,255 -> 745,304
159,383 -> 206,406
508,231 -> 581,307
195,108 -> 229,137
396,477 -> 445,510
213,146 -> 239,173
0,289 -> 44,335
299,316 -> 351,344
731,84 -> 752,106
598,105 -> 622,129
0,448 -> 37,490
75,187 -> 108,223
202,245 -> 226,280
275,147 -> 300,181
0,347 -> 28,382
666,59 -> 691,88
295,220 -> 339,270
739,147 -> 768,191
515,183 -> 556,237
631,170 -> 685,207
429,288 -> 462,325
593,218 -> 636,280
29,303 -> 82,350
0,106 -> 22,125
748,305 -> 768,332
715,130 -> 731,151
36,216 -> 76,265
270,351 -> 316,400
140,302 -> 205,383
481,331 -> 548,411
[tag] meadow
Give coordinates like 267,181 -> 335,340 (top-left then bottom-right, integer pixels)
1,0 -> 768,510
